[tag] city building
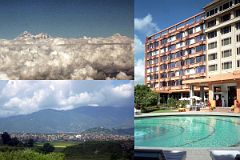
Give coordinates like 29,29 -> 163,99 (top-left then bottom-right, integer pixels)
145,12 -> 207,102
145,0 -> 240,107
184,0 -> 240,107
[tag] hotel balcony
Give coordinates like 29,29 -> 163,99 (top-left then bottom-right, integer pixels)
171,86 -> 182,90
182,84 -> 190,89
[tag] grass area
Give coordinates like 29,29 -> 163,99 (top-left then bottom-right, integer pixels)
36,141 -> 78,148
0,140 -> 133,160
65,154 -> 112,160
151,109 -> 178,113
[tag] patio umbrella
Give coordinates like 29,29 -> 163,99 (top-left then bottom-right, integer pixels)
190,96 -> 202,101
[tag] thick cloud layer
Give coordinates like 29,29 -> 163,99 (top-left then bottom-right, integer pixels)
0,31 -> 133,80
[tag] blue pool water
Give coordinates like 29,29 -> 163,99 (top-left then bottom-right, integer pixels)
135,116 -> 240,148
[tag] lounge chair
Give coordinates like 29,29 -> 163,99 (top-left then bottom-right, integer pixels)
163,150 -> 186,160
210,150 -> 240,160
134,150 -> 163,160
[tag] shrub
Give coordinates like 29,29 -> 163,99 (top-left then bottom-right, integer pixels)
167,98 -> 177,109
40,143 -> 55,154
177,100 -> 188,108
0,149 -> 64,160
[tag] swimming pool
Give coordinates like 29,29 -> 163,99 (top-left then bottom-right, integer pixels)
135,115 -> 240,148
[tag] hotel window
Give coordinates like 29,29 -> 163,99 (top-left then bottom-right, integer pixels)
221,37 -> 231,46
209,64 -> 217,71
208,31 -> 217,39
175,61 -> 181,67
160,72 -> 167,78
195,25 -> 203,32
160,64 -> 167,70
154,58 -> 159,64
207,19 -> 216,28
236,9 -> 240,17
176,42 -> 184,49
170,53 -> 176,59
236,22 -> 240,30
176,32 -> 183,39
207,8 -> 218,17
196,35 -> 205,42
237,34 -> 240,42
189,58 -> 195,64
188,28 -> 194,35
161,55 -> 168,61
222,61 -> 232,70
168,71 -> 175,78
196,66 -> 206,73
208,53 -> 217,60
168,45 -> 176,51
208,42 -> 217,49
189,38 -> 195,45
176,51 -> 183,58
196,45 -> 206,52
160,47 -> 167,53
196,55 -> 205,63
220,14 -> 231,22
155,41 -> 159,48
221,26 -> 231,34
237,60 -> 240,67
161,38 -> 167,45
175,79 -> 182,86
222,49 -> 232,58
238,47 -> 240,55
220,1 -> 233,11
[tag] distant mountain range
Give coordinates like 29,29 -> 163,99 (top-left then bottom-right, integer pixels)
0,106 -> 133,133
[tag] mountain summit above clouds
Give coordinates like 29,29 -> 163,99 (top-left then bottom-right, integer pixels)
16,31 -> 50,40
0,32 -> 133,80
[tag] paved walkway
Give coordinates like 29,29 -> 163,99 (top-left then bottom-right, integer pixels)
185,149 -> 211,160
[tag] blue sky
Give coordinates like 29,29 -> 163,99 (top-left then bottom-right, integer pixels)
0,0 -> 133,39
134,0 -> 212,84
0,80 -> 133,117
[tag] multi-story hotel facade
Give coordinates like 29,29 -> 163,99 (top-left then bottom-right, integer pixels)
145,12 -> 207,102
145,0 -> 240,107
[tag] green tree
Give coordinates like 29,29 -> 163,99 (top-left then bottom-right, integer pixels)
134,84 -> 158,112
41,143 -> 55,154
167,98 -> 177,109
1,132 -> 11,145
8,137 -> 20,146
25,139 -> 34,147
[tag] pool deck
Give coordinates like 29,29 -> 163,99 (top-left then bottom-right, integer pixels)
135,112 -> 240,160
135,147 -> 240,160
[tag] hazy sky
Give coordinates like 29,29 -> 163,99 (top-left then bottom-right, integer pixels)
0,80 -> 134,117
134,0 -> 212,84
0,0 -> 133,39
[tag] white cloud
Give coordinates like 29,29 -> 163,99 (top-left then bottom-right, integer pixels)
134,59 -> 145,85
4,89 -> 48,115
134,35 -> 144,54
111,83 -> 133,98
134,14 -> 159,35
0,32 -> 133,80
0,81 -> 133,117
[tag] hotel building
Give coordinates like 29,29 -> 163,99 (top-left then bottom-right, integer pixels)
145,0 -> 240,107
145,12 -> 207,101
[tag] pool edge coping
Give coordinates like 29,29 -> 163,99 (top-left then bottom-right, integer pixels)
135,112 -> 240,118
